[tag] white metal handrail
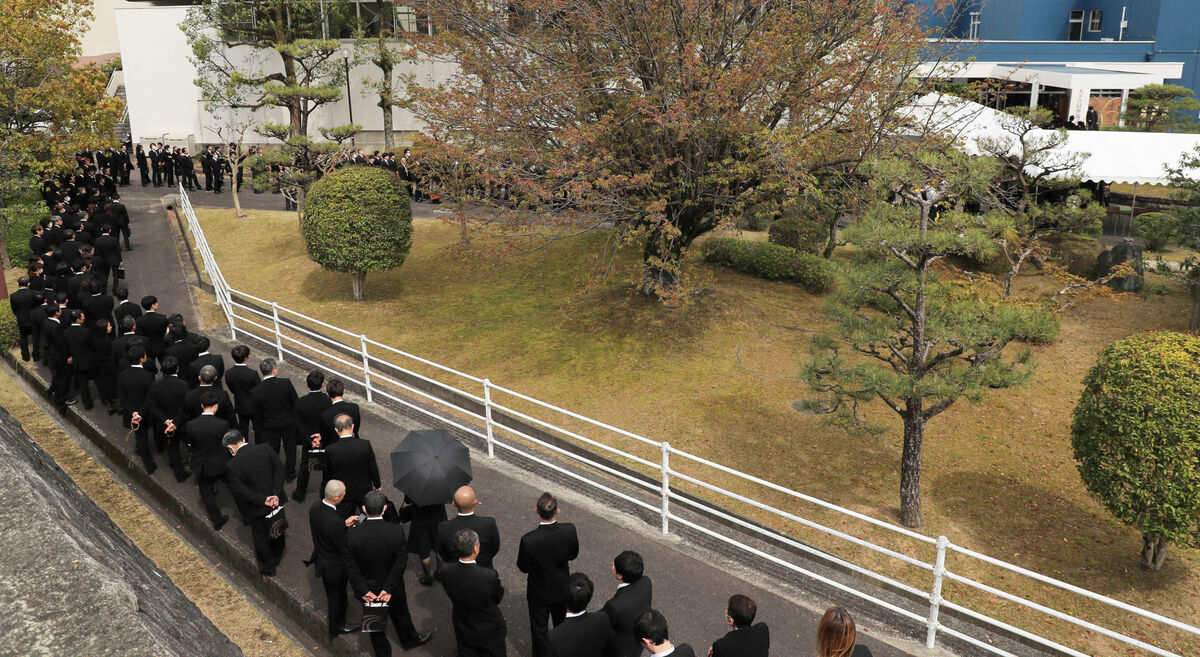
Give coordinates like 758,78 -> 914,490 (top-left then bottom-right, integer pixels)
176,186 -> 1200,657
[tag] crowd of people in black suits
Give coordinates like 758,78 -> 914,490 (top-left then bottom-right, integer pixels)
11,155 -> 873,657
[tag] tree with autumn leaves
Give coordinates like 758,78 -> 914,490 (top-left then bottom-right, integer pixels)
0,0 -> 121,267
402,0 -> 943,302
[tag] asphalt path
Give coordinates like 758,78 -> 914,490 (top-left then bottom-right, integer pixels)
55,179 -> 927,657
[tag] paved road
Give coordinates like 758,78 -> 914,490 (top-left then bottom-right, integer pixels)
56,181 -> 927,657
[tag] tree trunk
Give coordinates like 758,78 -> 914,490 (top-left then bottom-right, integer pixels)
899,404 -> 925,528
351,271 -> 367,301
639,223 -> 684,300
231,157 -> 245,219
1141,533 -> 1169,570
1189,293 -> 1200,332
822,213 -> 838,259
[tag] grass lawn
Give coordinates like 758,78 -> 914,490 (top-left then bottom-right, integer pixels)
194,206 -> 1199,654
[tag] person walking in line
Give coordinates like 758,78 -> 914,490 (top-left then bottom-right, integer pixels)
816,606 -> 872,657
436,485 -> 501,569
517,492 -> 579,657
439,529 -> 507,657
634,609 -> 695,657
307,479 -> 358,640
549,572 -> 615,657
224,429 -> 287,576
601,550 -> 653,657
709,594 -> 770,657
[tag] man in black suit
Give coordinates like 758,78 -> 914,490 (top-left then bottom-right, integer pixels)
113,286 -> 141,327
186,392 -> 232,530
146,356 -> 193,482
347,490 -> 433,656
436,485 -> 501,569
549,573 -> 615,657
110,194 -> 132,250
307,479 -> 358,639
10,277 -> 37,362
319,379 -> 360,443
223,429 -> 286,575
164,326 -> 199,372
634,609 -> 695,657
710,594 -> 769,657
249,357 -> 300,480
517,492 -> 580,657
62,309 -> 98,409
323,413 -> 380,515
81,280 -> 115,329
116,143 -> 132,186
292,369 -> 331,502
118,345 -> 156,473
439,529 -> 507,657
212,147 -> 226,193
184,365 -> 236,424
187,336 -> 226,387
93,225 -> 122,290
28,292 -> 48,364
135,295 -> 169,363
225,345 -> 261,441
200,146 -> 214,191
601,551 -> 653,657
111,315 -> 149,373
42,304 -> 75,409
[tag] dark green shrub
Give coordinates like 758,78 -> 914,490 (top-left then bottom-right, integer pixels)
0,302 -> 18,351
1071,331 -> 1200,570
742,203 -> 777,231
1044,233 -> 1105,278
1134,212 -> 1179,251
302,166 -> 413,301
767,214 -> 827,254
702,237 -> 835,293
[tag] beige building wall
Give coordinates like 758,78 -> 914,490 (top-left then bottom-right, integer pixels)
81,0 -> 143,57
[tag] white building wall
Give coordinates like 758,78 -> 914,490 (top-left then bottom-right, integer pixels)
81,0 -> 143,57
115,6 -> 457,149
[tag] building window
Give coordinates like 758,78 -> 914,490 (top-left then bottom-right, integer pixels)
1068,10 -> 1084,40
968,11 -> 981,40
1089,9 -> 1103,32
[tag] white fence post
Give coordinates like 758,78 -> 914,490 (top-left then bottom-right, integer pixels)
271,302 -> 284,362
926,535 -> 949,649
360,335 -> 373,403
660,441 -> 671,535
483,378 -> 496,458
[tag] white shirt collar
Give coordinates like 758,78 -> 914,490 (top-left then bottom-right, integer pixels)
322,500 -> 337,511
657,647 -> 675,656
458,512 -> 475,517
617,582 -> 630,589
263,374 -> 276,380
539,520 -> 557,526
366,516 -> 384,521
459,558 -> 477,564
565,610 -> 585,619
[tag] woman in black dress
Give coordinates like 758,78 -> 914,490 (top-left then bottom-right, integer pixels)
404,495 -> 447,585
90,318 -> 117,414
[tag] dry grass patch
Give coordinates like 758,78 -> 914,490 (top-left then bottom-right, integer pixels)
194,207 -> 1200,654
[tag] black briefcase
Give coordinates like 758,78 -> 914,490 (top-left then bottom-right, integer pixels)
362,602 -> 388,633
116,266 -> 125,280
306,447 -> 325,472
267,505 -> 288,539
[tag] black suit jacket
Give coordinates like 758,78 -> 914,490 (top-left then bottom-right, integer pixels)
186,414 -> 232,477
94,234 -> 121,267
517,522 -> 579,607
294,390 -> 332,443
113,300 -> 142,327
324,436 -> 380,504
136,310 -> 169,356
111,332 -> 148,372
711,623 -> 770,657
164,339 -> 200,374
437,514 -> 501,569
309,500 -> 350,579
439,560 -> 507,645
117,365 -> 155,418
188,352 -> 226,387
184,384 -> 236,424
81,294 -> 116,328
225,364 -> 262,417
601,577 -> 654,657
549,611 -> 616,657
225,443 -> 284,519
320,399 -> 361,443
146,374 -> 190,430
250,376 -> 299,430
62,324 -> 97,371
9,288 -> 36,328
347,518 -> 409,597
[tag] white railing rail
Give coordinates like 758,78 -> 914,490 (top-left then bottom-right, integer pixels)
176,187 -> 1199,657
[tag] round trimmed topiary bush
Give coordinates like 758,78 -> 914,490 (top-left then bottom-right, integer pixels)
302,166 -> 413,301
1071,331 -> 1200,571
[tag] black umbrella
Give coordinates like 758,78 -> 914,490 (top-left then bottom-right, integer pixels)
390,429 -> 472,506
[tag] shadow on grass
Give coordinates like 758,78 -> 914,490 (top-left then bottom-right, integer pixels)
933,469 -> 1192,597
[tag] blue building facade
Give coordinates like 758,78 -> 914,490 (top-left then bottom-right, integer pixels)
917,0 -> 1200,118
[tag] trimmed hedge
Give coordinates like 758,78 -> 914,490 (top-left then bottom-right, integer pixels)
702,237 -> 835,293
302,165 -> 413,274
767,214 -> 827,254
0,302 -> 18,352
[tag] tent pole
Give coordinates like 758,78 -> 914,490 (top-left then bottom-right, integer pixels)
1129,183 -> 1138,237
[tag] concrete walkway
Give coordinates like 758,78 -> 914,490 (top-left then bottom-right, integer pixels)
50,181 -> 931,657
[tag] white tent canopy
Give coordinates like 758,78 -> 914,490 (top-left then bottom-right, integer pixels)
898,93 -> 1200,186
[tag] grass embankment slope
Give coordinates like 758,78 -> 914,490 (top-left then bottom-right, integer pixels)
196,206 -> 1199,654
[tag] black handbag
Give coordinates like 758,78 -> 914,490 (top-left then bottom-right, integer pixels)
116,266 -> 125,280
267,505 -> 288,539
362,602 -> 388,633
306,447 -> 325,472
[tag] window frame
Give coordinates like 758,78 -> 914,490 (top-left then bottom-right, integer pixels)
1088,9 -> 1103,32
